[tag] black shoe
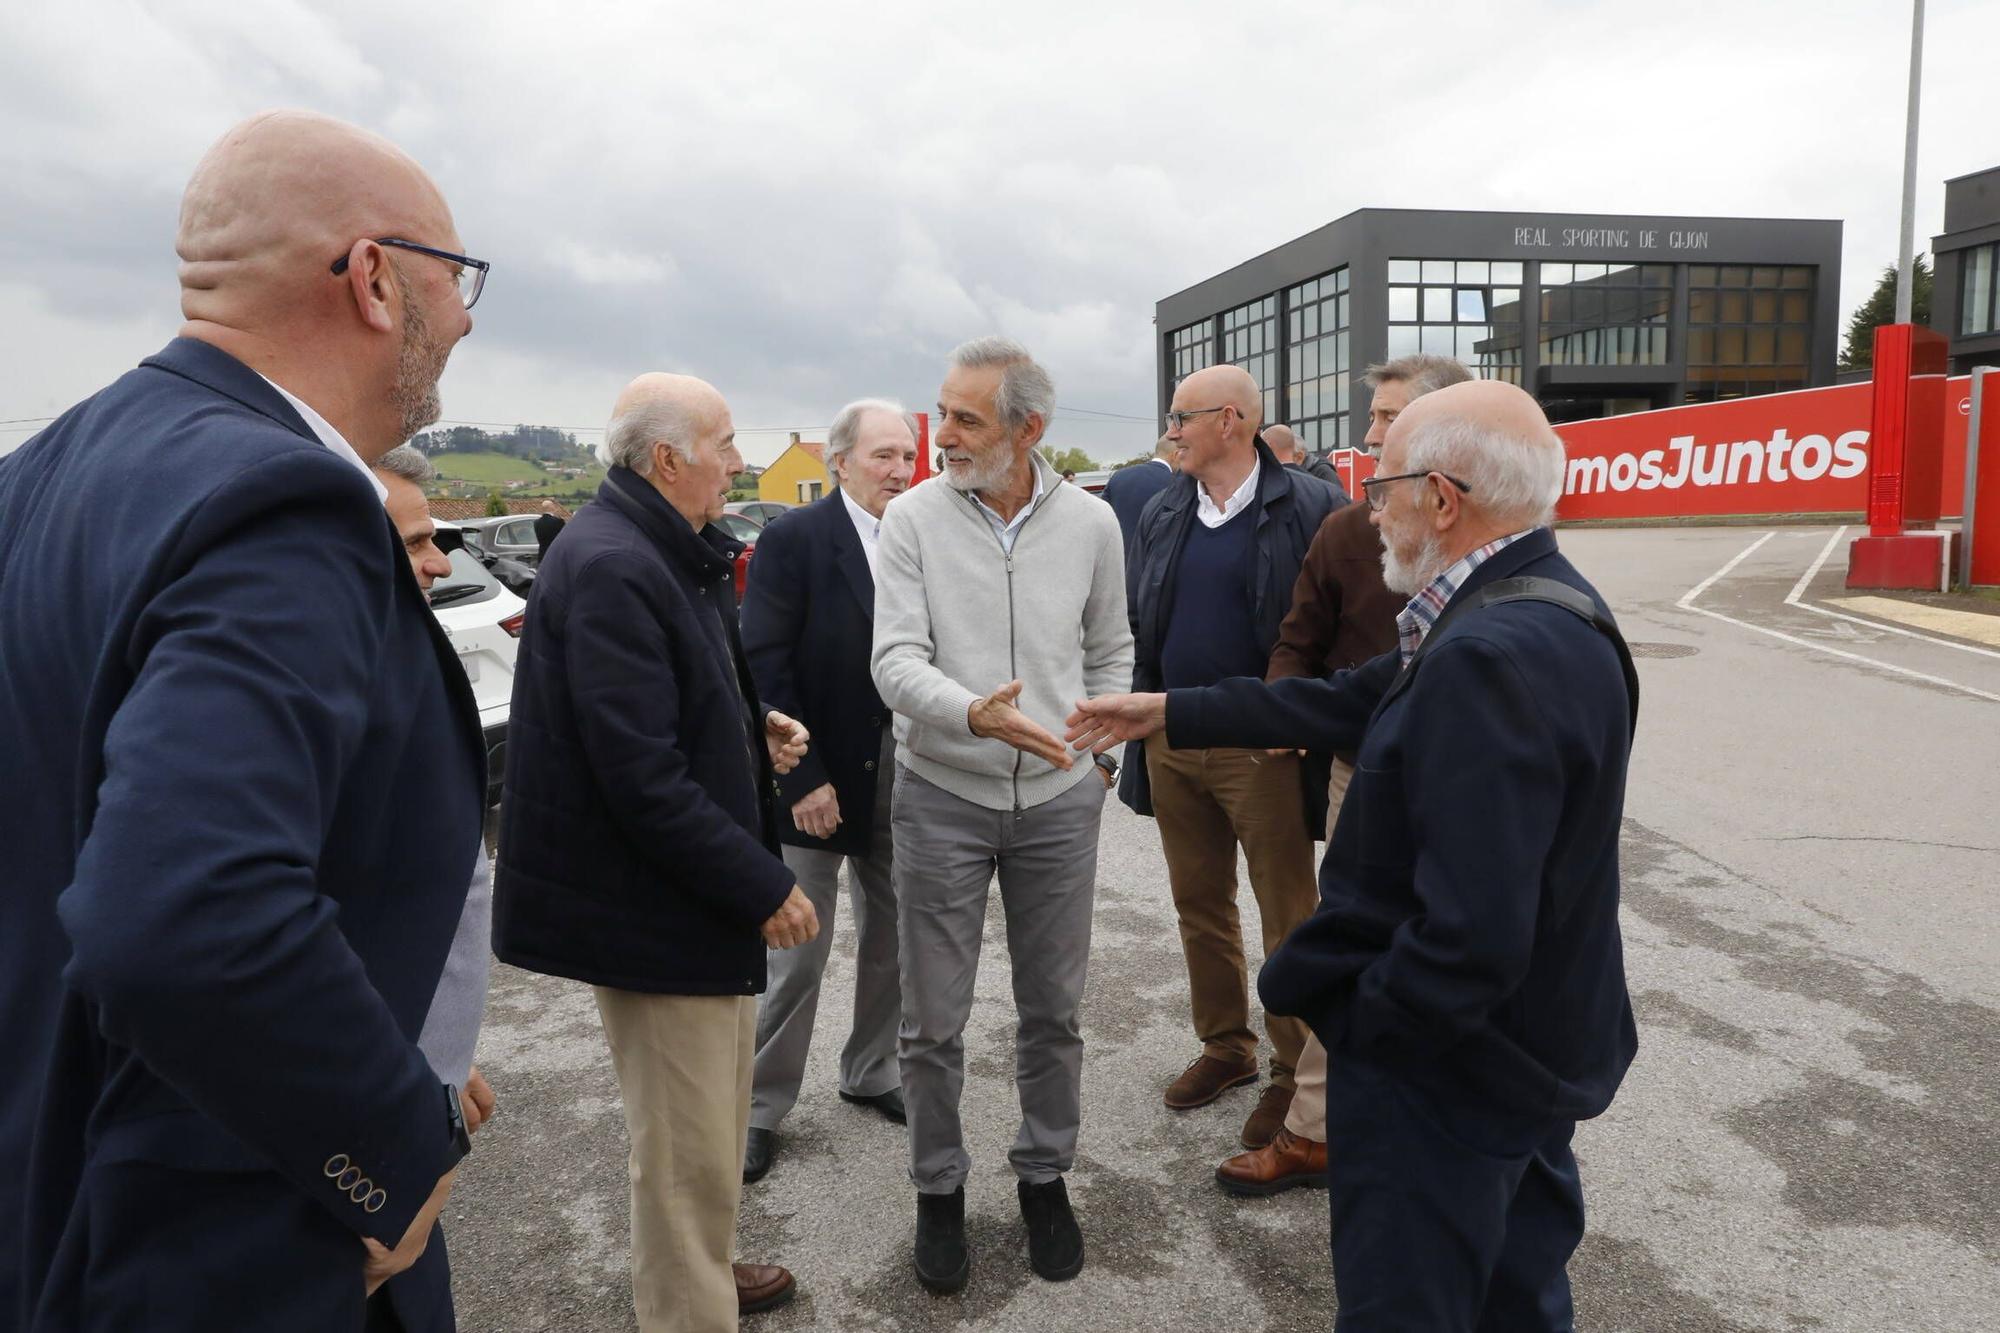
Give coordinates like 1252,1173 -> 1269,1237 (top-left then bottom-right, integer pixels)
839,1085 -> 907,1125
913,1187 -> 969,1294
1017,1178 -> 1084,1281
743,1127 -> 775,1183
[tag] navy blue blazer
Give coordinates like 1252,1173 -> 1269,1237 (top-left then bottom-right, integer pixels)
493,469 -> 794,996
1164,530 -> 1639,1122
0,338 -> 484,1330
1120,440 -> 1340,822
1101,458 -> 1174,550
738,493 -> 892,857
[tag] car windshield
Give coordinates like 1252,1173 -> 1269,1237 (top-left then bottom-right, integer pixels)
716,514 -> 761,541
429,548 -> 503,609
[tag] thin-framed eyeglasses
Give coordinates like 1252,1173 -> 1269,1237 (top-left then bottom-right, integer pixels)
1361,470 -> 1474,511
1164,404 -> 1230,431
330,238 -> 491,310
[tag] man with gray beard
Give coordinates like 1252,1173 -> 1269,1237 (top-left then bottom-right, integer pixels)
1069,380 -> 1639,1331
870,337 -> 1133,1293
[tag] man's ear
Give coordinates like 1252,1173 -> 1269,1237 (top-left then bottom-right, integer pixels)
653,439 -> 678,481
339,240 -> 399,334
1017,413 -> 1048,452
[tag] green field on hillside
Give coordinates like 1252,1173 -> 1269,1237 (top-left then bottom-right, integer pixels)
427,451 -> 606,492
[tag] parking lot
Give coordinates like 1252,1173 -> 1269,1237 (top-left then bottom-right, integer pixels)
448,525 -> 1999,1332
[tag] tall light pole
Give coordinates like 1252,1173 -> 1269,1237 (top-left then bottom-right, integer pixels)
1895,0 -> 1925,323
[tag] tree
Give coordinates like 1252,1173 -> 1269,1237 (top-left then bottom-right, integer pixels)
1037,445 -> 1095,474
484,489 -> 507,517
1840,257 -> 1933,372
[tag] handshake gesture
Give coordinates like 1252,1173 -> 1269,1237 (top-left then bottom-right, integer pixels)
1063,693 -> 1169,755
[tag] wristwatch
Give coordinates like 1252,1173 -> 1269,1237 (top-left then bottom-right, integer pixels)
444,1083 -> 472,1168
1093,752 -> 1119,780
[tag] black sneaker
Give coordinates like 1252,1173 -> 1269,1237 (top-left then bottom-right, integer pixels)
1017,1178 -> 1084,1281
913,1187 -> 969,1294
742,1127 -> 774,1184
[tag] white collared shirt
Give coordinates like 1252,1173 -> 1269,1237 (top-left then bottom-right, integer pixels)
257,374 -> 388,503
840,485 -> 884,580
1194,456 -> 1260,529
971,466 -> 1047,554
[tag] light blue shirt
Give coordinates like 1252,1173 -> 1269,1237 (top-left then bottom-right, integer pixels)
971,466 -> 1048,554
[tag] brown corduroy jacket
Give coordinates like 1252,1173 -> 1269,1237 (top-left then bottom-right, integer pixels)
1265,499 -> 1401,683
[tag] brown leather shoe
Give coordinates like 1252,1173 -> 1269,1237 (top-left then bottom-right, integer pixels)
735,1262 -> 796,1315
1215,1128 -> 1329,1197
1163,1054 -> 1259,1110
1239,1082 -> 1295,1149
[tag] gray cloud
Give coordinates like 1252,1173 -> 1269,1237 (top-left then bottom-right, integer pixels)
3,0 -> 1995,464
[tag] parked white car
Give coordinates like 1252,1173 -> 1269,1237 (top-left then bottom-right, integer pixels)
431,520 -> 525,803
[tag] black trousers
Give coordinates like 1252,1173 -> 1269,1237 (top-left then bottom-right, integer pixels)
1323,1058 -> 1583,1332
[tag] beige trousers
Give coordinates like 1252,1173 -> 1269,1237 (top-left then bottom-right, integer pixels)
1285,757 -> 1356,1141
594,989 -> 756,1333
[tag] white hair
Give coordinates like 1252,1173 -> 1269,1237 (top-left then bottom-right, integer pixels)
825,398 -> 919,481
373,444 -> 434,485
948,336 -> 1055,434
1400,414 -> 1566,531
599,397 -> 701,476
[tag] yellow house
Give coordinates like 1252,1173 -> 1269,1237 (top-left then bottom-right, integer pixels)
757,438 -> 828,507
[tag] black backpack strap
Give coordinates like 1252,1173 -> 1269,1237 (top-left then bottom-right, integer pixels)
1475,576 -> 1640,739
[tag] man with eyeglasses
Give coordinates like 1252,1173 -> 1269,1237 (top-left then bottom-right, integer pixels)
0,110 -> 488,1331
1119,364 -> 1340,1154
1068,379 -> 1639,1332
1215,353 -> 1472,1200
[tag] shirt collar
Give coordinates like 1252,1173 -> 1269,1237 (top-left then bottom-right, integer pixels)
971,463 -> 1046,533
256,374 -> 388,502
1395,528 -> 1539,665
1195,455 -> 1260,527
839,484 -> 882,539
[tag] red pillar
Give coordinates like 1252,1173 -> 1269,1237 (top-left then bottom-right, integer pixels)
1847,324 -> 1959,590
911,412 -> 932,485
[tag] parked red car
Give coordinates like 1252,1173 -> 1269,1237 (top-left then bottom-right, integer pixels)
716,512 -> 762,604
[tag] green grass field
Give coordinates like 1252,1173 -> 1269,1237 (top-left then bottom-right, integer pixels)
428,451 -> 606,493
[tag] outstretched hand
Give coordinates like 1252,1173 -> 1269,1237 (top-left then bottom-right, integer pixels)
1063,693 -> 1169,755
764,710 -> 810,774
968,680 -> 1073,771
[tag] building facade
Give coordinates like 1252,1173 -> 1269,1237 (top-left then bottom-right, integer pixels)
1929,166 -> 2000,374
1156,209 -> 1844,448
758,436 -> 827,506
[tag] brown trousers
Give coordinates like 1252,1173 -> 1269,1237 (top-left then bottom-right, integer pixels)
1285,757 -> 1356,1140
1145,737 -> 1320,1089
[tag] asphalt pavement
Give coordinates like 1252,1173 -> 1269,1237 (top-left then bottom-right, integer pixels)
448,525 -> 1999,1332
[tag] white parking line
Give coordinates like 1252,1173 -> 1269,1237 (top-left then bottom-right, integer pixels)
1782,526 -> 2000,662
1678,532 -> 2000,704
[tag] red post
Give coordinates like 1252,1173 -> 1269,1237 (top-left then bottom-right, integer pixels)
1971,371 -> 2000,586
1848,323 -> 1957,589
911,412 -> 931,485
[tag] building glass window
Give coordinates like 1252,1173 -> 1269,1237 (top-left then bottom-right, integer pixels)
1386,258 -> 1524,384
1685,264 -> 1814,403
1169,319 -> 1214,394
1221,295 -> 1280,423
1962,243 -> 1998,337
1535,262 -> 1672,368
1282,267 -> 1350,451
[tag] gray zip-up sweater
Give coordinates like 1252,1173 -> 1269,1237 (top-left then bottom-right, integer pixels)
871,454 -> 1134,812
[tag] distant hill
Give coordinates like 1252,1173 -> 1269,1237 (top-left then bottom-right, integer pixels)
410,423 -> 606,499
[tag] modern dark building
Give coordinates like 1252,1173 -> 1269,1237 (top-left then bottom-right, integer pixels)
1929,166 -> 2000,373
1155,208 -> 1843,447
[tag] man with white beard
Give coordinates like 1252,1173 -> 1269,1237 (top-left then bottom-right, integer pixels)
870,336 -> 1133,1294
1067,380 -> 1640,1332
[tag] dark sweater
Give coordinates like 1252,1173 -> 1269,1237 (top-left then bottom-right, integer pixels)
1160,510 -> 1265,689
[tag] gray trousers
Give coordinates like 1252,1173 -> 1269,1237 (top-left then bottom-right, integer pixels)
892,763 -> 1104,1194
750,732 -> 902,1131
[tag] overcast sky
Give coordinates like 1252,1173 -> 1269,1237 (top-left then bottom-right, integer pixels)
3,0 -> 1995,466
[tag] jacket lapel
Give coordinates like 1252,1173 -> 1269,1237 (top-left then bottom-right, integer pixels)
823,495 -> 876,619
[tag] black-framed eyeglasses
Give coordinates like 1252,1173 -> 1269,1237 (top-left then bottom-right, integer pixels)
1361,470 -> 1474,511
1165,404 -> 1230,431
330,238 -> 491,310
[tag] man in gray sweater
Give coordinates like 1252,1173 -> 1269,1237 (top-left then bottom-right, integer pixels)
871,337 -> 1134,1294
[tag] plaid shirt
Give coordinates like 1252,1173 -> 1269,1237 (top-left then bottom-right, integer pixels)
1396,529 -> 1538,665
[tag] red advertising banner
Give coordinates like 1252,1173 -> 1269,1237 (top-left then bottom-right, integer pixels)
1544,377 -> 1975,522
